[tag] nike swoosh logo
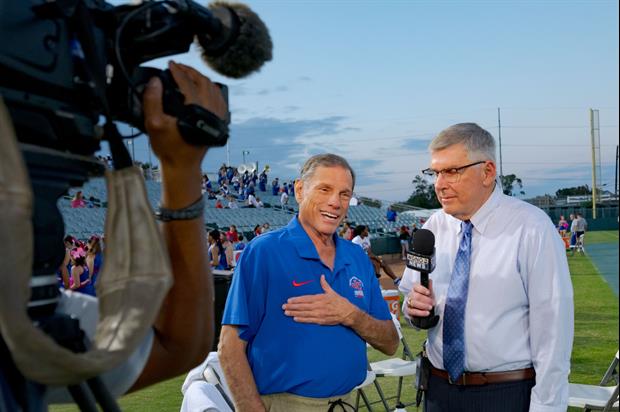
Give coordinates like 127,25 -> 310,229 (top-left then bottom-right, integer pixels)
292,280 -> 314,287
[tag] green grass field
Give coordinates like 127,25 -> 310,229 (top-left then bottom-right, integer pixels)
50,230 -> 619,411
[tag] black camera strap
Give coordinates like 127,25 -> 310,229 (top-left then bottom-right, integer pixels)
71,2 -> 132,170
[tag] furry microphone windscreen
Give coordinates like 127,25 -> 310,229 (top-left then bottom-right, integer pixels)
201,2 -> 273,79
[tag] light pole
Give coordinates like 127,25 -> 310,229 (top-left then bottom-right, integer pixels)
242,150 -> 250,164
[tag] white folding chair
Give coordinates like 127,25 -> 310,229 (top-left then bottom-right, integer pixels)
569,351 -> 619,412
202,353 -> 235,411
367,314 -> 418,409
181,352 -> 234,412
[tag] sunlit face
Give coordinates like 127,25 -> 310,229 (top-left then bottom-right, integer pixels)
430,143 -> 496,221
295,165 -> 353,238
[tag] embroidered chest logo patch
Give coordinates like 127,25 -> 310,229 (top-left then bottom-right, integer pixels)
349,276 -> 365,298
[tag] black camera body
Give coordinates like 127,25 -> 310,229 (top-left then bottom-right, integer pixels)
0,1 -> 271,409
0,1 -> 233,314
0,1 -> 230,156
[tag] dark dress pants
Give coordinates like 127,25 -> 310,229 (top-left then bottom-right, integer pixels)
424,373 -> 535,412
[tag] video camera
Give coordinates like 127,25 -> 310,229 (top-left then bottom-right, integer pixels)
0,0 -> 271,316
0,0 -> 271,409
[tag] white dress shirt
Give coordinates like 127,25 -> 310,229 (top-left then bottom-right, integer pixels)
399,186 -> 574,412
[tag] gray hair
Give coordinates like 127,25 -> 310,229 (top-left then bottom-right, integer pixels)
429,123 -> 496,163
299,153 -> 356,189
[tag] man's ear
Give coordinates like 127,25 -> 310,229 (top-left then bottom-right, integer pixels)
294,179 -> 304,203
482,161 -> 497,187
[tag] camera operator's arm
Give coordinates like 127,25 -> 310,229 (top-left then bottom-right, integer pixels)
131,61 -> 226,390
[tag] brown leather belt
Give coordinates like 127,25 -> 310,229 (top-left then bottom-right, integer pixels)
430,366 -> 535,386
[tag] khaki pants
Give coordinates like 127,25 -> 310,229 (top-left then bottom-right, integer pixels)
261,392 -> 355,412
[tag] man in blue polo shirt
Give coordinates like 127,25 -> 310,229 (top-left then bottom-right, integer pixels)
219,153 -> 399,412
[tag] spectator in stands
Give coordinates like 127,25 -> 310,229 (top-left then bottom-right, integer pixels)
218,164 -> 227,186
71,190 -> 86,208
290,181 -> 295,196
234,234 -> 246,251
352,225 -> 401,285
280,187 -> 289,209
226,225 -> 239,243
219,153 -> 398,411
231,172 -> 240,193
557,215 -> 568,237
208,229 -> 228,270
338,221 -> 352,239
86,235 -> 103,292
399,225 -> 410,261
386,206 -> 397,222
261,222 -> 270,234
247,192 -> 259,208
226,165 -> 234,182
271,177 -> 280,196
258,169 -> 268,192
256,196 -> 264,208
253,224 -> 262,237
86,196 -> 100,208
69,246 -> 95,296
206,188 -> 217,200
201,174 -> 212,194
221,232 -> 235,269
220,181 -> 229,197
215,198 -> 224,209
227,195 -> 239,209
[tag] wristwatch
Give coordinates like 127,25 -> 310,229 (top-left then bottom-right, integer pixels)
155,195 -> 205,222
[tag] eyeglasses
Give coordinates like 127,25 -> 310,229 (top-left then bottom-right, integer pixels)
421,161 -> 486,183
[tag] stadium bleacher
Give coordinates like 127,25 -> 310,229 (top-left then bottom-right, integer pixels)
59,176 -> 422,241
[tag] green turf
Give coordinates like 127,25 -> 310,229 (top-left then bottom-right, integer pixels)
582,230 -> 619,245
50,231 -> 619,411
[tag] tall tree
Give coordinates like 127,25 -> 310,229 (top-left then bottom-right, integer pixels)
500,174 -> 525,196
406,175 -> 441,209
555,185 -> 591,197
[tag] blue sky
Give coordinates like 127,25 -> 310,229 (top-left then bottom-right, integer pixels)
109,0 -> 619,202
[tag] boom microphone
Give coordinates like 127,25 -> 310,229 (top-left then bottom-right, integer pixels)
200,2 -> 273,78
406,229 -> 440,329
132,0 -> 273,79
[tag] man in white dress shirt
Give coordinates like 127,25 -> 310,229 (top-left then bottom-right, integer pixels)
399,123 -> 573,412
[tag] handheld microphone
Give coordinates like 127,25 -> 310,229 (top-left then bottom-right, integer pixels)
406,229 -> 440,329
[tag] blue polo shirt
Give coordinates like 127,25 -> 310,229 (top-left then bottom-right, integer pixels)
222,216 -> 391,398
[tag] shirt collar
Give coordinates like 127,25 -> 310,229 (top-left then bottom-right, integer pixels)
286,216 -> 353,269
468,184 -> 502,235
446,184 -> 502,235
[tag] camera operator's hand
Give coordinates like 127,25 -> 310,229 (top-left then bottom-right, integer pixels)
143,60 -> 226,165
142,60 -> 226,208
